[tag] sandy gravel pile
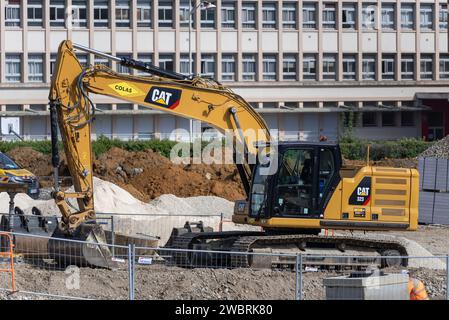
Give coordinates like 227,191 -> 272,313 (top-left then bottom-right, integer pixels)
420,136 -> 449,158
0,177 -> 256,245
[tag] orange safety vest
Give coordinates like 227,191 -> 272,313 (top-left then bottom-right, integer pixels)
408,278 -> 429,300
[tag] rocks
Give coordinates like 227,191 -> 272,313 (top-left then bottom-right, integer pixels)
420,135 -> 449,158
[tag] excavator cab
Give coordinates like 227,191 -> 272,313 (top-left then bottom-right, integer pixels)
249,142 -> 342,221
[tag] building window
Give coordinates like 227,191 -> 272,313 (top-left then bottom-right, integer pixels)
420,54 -> 433,80
159,1 -> 173,27
28,54 -> 44,82
381,3 -> 395,30
50,53 -> 57,75
362,112 -> 377,127
116,0 -> 130,27
342,3 -> 356,29
362,3 -> 376,29
401,111 -> 415,127
159,54 -> 174,71
30,104 -> 47,112
242,54 -> 256,81
95,55 -> 112,68
77,53 -> 88,67
222,1 -> 236,28
71,0 -> 88,28
137,0 -> 152,28
303,3 -> 317,29
283,54 -> 297,80
303,54 -> 316,80
6,0 -> 21,27
94,0 -> 109,27
420,4 -> 433,30
342,54 -> 356,80
322,3 -> 336,29
201,3 -> 216,28
180,0 -> 194,28
5,54 -> 22,83
117,104 -> 133,111
401,54 -> 414,80
382,112 -> 396,127
263,54 -> 277,81
382,55 -> 395,80
362,55 -> 376,80
322,54 -> 336,80
221,54 -> 236,81
28,0 -> 43,27
50,0 -> 65,27
117,54 -> 132,74
201,54 -> 215,78
137,54 -> 153,75
262,2 -> 276,29
401,4 -> 414,30
242,2 -> 256,29
282,2 -> 297,29
180,54 -> 195,74
440,4 -> 448,30
440,54 -> 449,79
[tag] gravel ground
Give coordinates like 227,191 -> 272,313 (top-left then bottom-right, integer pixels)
0,263 -> 445,300
338,225 -> 449,256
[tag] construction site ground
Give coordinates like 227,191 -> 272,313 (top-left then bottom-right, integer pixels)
1,147 -> 447,300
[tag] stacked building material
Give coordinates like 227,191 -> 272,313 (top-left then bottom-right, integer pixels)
418,137 -> 449,225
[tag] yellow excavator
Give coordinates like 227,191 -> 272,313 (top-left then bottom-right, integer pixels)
42,40 -> 419,268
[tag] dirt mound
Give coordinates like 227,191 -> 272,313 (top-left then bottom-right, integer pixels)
93,147 -> 245,202
8,148 -> 70,187
6,147 -> 245,201
8,148 -> 53,177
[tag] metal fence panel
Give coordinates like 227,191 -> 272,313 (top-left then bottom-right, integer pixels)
0,230 -> 447,301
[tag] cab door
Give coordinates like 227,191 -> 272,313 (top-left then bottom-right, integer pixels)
271,147 -> 319,218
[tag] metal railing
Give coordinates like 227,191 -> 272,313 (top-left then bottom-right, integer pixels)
0,229 -> 447,300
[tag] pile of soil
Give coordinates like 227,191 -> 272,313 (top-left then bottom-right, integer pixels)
343,157 -> 418,168
7,147 -> 245,202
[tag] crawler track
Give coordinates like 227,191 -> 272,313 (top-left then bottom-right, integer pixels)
166,231 -> 409,269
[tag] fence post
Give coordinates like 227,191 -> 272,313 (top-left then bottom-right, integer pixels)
128,244 -> 135,300
446,255 -> 449,301
111,216 -> 115,257
295,254 -> 302,300
219,212 -> 224,232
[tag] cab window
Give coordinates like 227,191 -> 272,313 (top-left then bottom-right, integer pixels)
274,149 -> 314,216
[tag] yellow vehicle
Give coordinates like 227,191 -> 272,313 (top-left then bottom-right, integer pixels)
0,152 -> 40,199
46,40 -> 419,268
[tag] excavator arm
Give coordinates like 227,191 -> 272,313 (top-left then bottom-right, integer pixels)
49,40 -> 271,232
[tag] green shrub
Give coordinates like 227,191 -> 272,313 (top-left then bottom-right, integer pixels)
340,137 -> 431,160
0,136 -> 432,161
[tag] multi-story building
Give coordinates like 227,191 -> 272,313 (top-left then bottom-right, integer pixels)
1,0 -> 449,142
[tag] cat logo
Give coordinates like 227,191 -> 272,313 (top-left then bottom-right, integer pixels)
144,87 -> 182,109
109,82 -> 145,98
349,177 -> 372,206
357,187 -> 370,196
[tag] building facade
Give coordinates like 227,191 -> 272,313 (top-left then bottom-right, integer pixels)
1,0 -> 449,142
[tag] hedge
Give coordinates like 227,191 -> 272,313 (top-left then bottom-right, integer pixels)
0,136 -> 431,160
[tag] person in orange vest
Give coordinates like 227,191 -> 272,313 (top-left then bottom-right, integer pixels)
408,277 -> 429,300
